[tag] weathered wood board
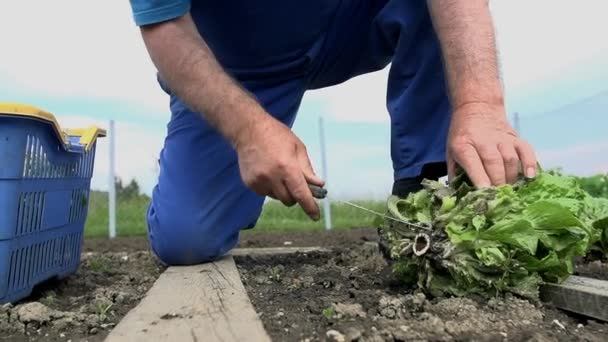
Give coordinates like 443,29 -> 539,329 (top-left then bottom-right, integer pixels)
105,255 -> 270,342
231,246 -> 331,256
540,275 -> 608,322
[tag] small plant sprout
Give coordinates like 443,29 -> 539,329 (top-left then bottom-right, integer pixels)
95,301 -> 114,323
322,307 -> 336,320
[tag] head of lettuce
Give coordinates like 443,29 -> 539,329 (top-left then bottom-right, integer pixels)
379,170 -> 608,300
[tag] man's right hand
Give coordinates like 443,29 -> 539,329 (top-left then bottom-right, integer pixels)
139,14 -> 324,219
235,115 -> 325,220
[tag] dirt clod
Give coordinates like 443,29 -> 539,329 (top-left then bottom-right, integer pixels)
344,326 -> 363,341
16,302 -> 53,325
553,319 -> 566,330
333,302 -> 367,318
51,317 -> 73,331
326,329 -> 346,342
378,296 -> 406,319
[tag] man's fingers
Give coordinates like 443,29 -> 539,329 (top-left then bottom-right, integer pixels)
498,143 -> 520,184
447,154 -> 456,183
515,140 -> 538,178
284,169 -> 321,220
453,144 -> 491,188
271,182 -> 296,207
297,145 -> 325,186
478,145 -> 507,186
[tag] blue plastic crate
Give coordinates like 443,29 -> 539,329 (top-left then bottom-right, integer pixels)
0,103 -> 105,304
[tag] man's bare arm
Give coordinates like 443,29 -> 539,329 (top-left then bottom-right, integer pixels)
140,14 -> 263,147
427,0 -> 503,111
139,14 -> 323,219
427,0 -> 537,187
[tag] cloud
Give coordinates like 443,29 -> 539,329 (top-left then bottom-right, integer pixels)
56,116 -> 164,195
305,68 -> 391,124
2,0 -> 607,126
305,0 -> 608,123
491,0 -> 608,92
537,140 -> 608,176
0,1 -> 167,116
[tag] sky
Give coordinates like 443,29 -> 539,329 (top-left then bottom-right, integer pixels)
1,1 -> 607,200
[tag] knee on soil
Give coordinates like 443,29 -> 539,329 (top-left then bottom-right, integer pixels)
147,207 -> 242,266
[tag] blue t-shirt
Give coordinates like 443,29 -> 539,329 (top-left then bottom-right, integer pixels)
129,0 -> 340,76
129,0 -> 190,26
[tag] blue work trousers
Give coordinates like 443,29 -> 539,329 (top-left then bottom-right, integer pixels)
148,0 -> 451,265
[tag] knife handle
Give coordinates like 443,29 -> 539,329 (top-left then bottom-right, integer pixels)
308,184 -> 327,199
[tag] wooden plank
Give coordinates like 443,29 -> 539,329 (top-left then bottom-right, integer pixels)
540,276 -> 608,322
231,246 -> 331,256
105,256 -> 270,342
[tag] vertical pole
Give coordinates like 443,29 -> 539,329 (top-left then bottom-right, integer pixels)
513,112 -> 521,135
108,120 -> 117,239
318,116 -> 332,230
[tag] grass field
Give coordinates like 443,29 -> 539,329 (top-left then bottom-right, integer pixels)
84,191 -> 386,238
84,172 -> 608,238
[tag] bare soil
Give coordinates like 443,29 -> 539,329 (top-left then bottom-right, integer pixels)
0,229 -> 376,342
576,260 -> 608,281
236,242 -> 608,342
2,229 -> 607,342
575,252 -> 608,281
0,248 -> 164,342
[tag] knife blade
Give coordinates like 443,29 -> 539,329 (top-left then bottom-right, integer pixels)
308,184 -> 431,230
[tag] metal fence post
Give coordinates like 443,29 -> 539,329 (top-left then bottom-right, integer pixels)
108,120 -> 117,239
318,116 -> 332,230
513,112 -> 521,135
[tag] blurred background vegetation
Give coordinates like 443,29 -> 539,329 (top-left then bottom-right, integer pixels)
84,173 -> 608,239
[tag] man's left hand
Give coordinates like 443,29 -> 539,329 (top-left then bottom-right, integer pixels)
447,103 -> 538,187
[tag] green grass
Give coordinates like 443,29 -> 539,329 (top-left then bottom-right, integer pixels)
88,256 -> 113,274
84,191 -> 386,238
85,191 -> 150,238
254,199 -> 386,231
